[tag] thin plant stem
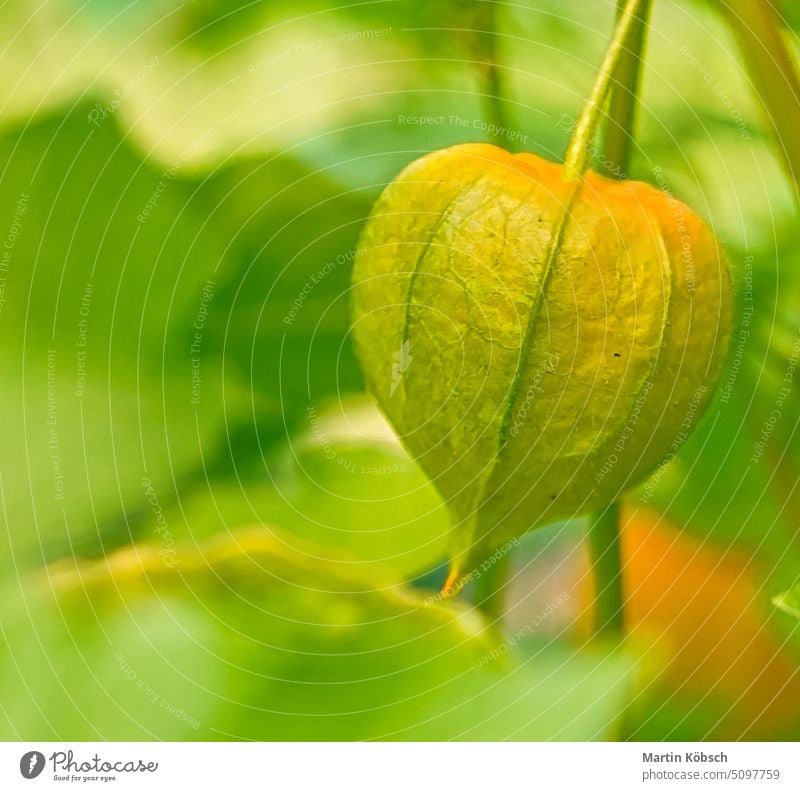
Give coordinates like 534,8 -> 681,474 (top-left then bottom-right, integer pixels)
563,0 -> 649,179
472,0 -> 507,145
568,0 -> 652,638
457,0 -> 649,626
587,502 -> 625,636
603,0 -> 652,175
474,550 -> 511,623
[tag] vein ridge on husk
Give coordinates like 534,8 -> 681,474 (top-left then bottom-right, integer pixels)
465,164 -> 584,561
401,171 -> 489,349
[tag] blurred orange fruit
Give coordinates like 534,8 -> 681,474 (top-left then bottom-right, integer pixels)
590,507 -> 800,739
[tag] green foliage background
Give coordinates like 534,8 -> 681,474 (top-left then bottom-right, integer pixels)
1,0 -> 799,741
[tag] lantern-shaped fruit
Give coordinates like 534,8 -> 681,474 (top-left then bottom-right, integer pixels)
351,143 -> 731,579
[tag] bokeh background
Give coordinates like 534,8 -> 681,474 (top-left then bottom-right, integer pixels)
1,0 -> 800,741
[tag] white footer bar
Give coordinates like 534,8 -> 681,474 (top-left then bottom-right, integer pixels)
1,742 -> 796,790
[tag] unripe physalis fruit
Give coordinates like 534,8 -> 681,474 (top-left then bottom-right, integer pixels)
351,143 -> 731,583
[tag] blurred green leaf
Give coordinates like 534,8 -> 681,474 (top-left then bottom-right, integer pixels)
0,103 -> 228,573
0,0 -> 488,178
716,0 -> 800,199
191,154 -> 372,444
137,400 -> 451,580
0,529 -> 633,740
0,101 -> 374,573
638,132 -> 795,250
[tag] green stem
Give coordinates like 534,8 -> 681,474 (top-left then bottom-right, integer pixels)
563,0 -> 649,179
587,502 -> 625,636
585,3 -> 652,639
474,549 -> 511,623
467,0 -> 648,626
570,1 -> 650,639
717,0 -> 800,201
603,0 -> 652,175
466,0 -> 511,622
473,0 -> 507,145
